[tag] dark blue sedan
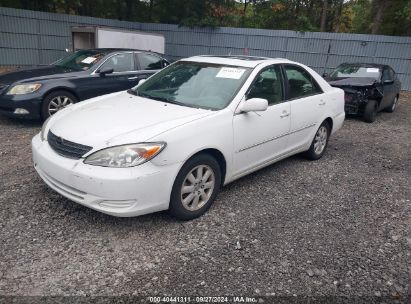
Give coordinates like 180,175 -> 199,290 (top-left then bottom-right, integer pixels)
0,48 -> 169,120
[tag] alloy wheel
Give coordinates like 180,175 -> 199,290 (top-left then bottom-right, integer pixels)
180,165 -> 215,211
313,125 -> 328,154
48,95 -> 73,115
391,96 -> 398,111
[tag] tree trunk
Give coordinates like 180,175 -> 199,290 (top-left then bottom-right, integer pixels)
125,0 -> 134,21
242,0 -> 248,26
149,0 -> 154,22
371,0 -> 388,34
334,0 -> 344,32
320,0 -> 328,32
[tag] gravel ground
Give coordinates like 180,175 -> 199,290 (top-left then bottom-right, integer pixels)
0,92 -> 410,302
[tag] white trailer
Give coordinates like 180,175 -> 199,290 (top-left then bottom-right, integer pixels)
71,26 -> 165,54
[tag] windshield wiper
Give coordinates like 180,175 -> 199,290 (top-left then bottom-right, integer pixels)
127,89 -> 138,96
131,90 -> 188,107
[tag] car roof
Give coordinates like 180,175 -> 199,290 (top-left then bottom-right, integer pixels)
339,62 -> 388,69
181,55 -> 292,68
79,48 -> 163,56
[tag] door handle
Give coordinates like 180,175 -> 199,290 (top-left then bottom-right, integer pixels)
280,112 -> 290,118
128,76 -> 139,80
318,100 -> 326,106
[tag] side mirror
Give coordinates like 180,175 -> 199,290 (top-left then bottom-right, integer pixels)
162,60 -> 169,68
238,98 -> 268,113
383,79 -> 394,84
322,72 -> 329,78
98,67 -> 114,76
138,79 -> 146,86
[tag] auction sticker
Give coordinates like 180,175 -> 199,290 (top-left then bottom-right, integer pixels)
366,68 -> 379,73
216,67 -> 246,79
81,57 -> 97,64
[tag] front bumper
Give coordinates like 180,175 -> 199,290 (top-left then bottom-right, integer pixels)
32,134 -> 181,217
343,92 -> 366,116
0,92 -> 42,119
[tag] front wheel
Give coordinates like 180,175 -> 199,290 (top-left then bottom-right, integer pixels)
363,99 -> 378,123
305,121 -> 330,160
385,95 -> 399,113
169,154 -> 221,220
41,90 -> 77,120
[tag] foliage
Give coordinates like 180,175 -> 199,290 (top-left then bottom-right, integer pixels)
0,0 -> 409,36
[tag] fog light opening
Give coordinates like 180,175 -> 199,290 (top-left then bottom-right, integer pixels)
99,200 -> 136,209
14,108 -> 30,115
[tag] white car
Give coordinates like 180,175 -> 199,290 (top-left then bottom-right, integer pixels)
32,55 -> 345,220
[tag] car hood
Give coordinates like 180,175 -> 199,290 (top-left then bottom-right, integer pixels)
327,77 -> 377,88
49,91 -> 213,150
0,65 -> 83,85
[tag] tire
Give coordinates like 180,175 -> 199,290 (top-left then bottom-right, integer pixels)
385,95 -> 399,113
169,154 -> 221,220
305,121 -> 330,160
41,90 -> 77,120
363,99 -> 378,123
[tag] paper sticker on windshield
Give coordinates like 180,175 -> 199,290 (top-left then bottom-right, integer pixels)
81,57 -> 97,64
366,68 -> 379,73
216,67 -> 246,79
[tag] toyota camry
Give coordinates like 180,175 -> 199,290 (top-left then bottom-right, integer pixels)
32,55 -> 345,220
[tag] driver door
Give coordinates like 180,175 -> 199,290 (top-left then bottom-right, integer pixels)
232,65 -> 291,178
380,67 -> 396,109
77,52 -> 139,100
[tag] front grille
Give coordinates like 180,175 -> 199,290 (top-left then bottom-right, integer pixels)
47,131 -> 92,159
344,93 -> 354,103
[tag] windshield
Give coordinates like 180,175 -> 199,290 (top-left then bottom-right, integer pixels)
54,50 -> 107,70
132,61 -> 252,110
330,64 -> 381,80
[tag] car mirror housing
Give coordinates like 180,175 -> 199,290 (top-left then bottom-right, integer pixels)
98,67 -> 114,76
239,98 -> 268,113
322,72 -> 329,78
138,79 -> 146,86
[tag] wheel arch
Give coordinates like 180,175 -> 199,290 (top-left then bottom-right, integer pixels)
184,148 -> 227,187
324,116 -> 333,132
42,87 -> 80,103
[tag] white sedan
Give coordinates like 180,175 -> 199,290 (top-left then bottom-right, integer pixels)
32,56 -> 345,220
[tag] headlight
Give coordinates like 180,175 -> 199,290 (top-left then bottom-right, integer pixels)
84,142 -> 166,168
7,83 -> 42,95
40,116 -> 52,141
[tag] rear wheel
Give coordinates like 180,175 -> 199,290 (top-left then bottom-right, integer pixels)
169,154 -> 221,220
41,90 -> 77,120
305,121 -> 330,160
363,99 -> 378,123
385,95 -> 398,113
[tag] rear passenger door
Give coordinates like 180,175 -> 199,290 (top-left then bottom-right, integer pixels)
283,64 -> 325,151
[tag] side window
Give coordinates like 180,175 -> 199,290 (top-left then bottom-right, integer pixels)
247,65 -> 284,105
100,53 -> 134,72
284,65 -> 322,99
138,54 -> 163,70
382,68 -> 391,81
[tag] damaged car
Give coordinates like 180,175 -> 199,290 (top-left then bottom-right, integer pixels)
325,63 -> 401,123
